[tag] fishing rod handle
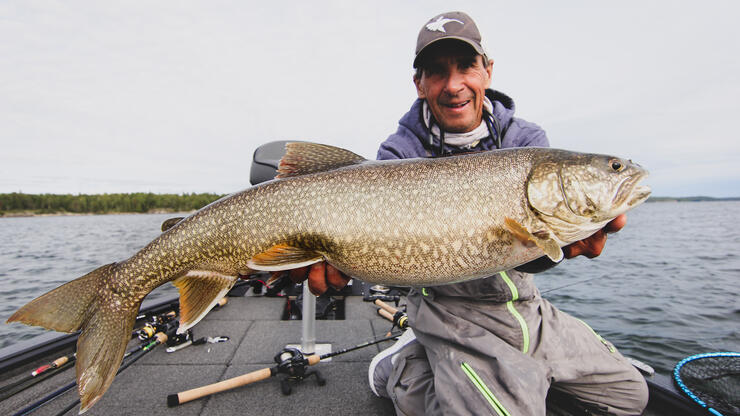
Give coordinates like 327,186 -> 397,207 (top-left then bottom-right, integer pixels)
378,308 -> 394,322
52,356 -> 70,367
374,299 -> 398,314
168,367 -> 275,406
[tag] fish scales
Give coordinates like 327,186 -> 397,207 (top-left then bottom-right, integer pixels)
128,149 -> 532,291
6,143 -> 651,412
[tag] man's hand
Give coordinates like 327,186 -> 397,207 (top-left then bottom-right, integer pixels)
562,214 -> 627,259
279,262 -> 351,296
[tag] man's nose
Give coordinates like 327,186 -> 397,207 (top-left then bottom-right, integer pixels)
443,69 -> 465,94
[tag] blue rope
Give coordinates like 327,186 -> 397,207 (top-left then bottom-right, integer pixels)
673,351 -> 740,416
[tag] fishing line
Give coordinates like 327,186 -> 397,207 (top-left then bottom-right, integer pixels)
540,276 -> 602,294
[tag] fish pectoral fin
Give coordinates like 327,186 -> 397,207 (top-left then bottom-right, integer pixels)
247,244 -> 324,271
173,271 -> 237,333
277,142 -> 368,178
161,217 -> 185,232
504,218 -> 563,263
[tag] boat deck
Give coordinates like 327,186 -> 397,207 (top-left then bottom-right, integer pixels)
1,284 -> 705,416
2,289 -> 397,416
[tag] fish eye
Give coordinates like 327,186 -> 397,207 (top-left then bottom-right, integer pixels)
610,160 -> 624,172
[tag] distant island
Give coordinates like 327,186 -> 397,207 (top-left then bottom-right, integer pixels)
646,196 -> 740,202
0,192 -> 224,217
0,192 -> 738,217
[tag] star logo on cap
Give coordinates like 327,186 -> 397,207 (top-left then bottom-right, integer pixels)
425,16 -> 463,33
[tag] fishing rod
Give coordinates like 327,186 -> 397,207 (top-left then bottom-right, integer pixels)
167,331 -> 403,407
12,328 -> 173,416
0,354 -> 75,402
374,299 -> 408,335
1,308 -> 178,404
50,331 -> 171,416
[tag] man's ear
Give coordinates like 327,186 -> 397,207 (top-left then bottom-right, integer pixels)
485,57 -> 494,87
414,74 -> 426,99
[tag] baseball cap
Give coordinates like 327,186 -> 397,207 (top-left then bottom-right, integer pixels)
414,11 -> 486,68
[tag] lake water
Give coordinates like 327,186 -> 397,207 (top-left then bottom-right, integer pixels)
1,203 -> 738,377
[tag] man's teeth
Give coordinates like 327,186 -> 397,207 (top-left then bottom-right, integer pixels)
447,101 -> 469,108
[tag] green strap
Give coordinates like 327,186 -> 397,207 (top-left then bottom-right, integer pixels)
499,271 -> 529,354
461,362 -> 511,416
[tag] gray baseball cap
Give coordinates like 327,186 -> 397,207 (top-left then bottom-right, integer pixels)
414,11 -> 486,68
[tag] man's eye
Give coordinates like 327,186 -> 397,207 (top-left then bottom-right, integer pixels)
427,66 -> 444,75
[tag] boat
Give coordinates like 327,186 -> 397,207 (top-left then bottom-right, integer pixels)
0,279 -> 712,416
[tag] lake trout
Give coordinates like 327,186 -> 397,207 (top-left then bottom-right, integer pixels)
7,142 -> 650,412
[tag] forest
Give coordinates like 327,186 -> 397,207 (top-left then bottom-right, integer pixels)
0,192 -> 224,216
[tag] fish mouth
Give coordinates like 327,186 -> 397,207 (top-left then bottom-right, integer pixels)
614,170 -> 651,207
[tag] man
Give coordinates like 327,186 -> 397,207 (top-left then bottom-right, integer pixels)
293,11 -> 648,415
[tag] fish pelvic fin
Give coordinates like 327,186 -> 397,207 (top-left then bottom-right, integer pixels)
6,263 -> 140,413
246,244 -> 324,271
173,271 -> 237,334
504,217 -> 564,263
277,142 -> 367,178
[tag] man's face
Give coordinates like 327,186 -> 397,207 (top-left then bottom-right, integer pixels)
414,46 -> 493,133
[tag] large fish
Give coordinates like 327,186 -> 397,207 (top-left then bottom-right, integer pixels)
7,142 -> 650,412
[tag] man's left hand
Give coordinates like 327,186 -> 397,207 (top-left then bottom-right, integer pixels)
562,214 -> 627,259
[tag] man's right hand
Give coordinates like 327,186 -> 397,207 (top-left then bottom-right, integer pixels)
279,262 -> 351,295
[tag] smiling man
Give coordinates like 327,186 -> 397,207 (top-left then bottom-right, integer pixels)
365,11 -> 649,416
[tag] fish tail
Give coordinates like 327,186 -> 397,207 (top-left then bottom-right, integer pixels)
7,263 -> 140,413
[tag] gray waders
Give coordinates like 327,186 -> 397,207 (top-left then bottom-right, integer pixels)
385,271 -> 648,416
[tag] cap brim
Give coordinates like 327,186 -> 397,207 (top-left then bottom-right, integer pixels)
413,37 -> 486,67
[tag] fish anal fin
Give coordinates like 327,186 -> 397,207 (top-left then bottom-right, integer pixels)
504,217 -> 563,262
277,142 -> 368,178
173,271 -> 237,333
247,244 -> 324,271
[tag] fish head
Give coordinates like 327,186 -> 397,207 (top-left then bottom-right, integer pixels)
527,151 -> 651,243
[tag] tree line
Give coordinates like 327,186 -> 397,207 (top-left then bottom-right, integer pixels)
0,192 -> 225,215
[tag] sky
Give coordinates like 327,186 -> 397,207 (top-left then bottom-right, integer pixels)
1,1 -> 738,198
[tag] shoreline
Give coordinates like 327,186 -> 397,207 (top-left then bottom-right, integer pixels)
0,209 -> 192,218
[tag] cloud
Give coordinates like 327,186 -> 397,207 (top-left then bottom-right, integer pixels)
1,1 -> 738,197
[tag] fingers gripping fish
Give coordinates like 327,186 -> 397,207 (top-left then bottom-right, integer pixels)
7,142 -> 651,412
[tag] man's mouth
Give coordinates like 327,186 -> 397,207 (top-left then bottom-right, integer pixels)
442,100 -> 470,110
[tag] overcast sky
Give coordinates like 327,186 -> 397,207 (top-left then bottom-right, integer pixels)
1,1 -> 738,197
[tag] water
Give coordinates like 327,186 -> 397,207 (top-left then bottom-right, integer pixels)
1,204 -> 738,377
0,213 -> 181,348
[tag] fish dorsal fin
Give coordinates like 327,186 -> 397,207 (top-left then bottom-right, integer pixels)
277,142 -> 367,178
246,244 -> 324,271
161,217 -> 185,232
504,217 -> 563,262
173,271 -> 237,333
